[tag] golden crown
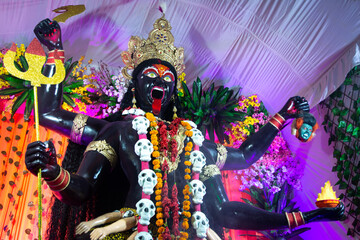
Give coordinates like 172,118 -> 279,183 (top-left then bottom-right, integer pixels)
121,14 -> 185,79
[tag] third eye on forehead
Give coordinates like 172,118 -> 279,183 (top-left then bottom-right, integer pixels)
142,64 -> 174,82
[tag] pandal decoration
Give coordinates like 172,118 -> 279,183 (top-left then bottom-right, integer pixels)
131,111 -> 209,239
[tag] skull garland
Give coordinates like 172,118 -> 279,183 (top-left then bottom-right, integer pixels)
136,199 -> 155,225
134,139 -> 154,161
191,129 -> 205,146
135,232 -> 153,240
132,116 -> 150,135
190,150 -> 206,173
191,211 -> 210,238
138,169 -> 157,195
190,179 -> 206,204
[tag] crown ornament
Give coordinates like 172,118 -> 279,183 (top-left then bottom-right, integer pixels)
121,13 -> 185,79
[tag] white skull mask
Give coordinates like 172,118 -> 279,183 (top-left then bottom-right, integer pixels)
135,232 -> 153,240
136,199 -> 155,225
190,150 -> 206,173
190,180 -> 206,204
138,169 -> 157,195
132,116 -> 150,135
191,211 -> 209,238
191,129 -> 204,146
134,139 -> 154,161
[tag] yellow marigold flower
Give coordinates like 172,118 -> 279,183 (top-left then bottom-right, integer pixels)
185,152 -> 190,156
158,227 -> 165,234
156,201 -> 162,207
156,207 -> 163,213
153,164 -> 161,170
184,168 -> 191,173
183,200 -> 191,206
184,161 -> 191,166
145,112 -> 155,121
182,211 -> 191,218
182,221 -> 189,230
156,219 -> 164,226
153,146 -> 159,151
185,131 -> 193,137
150,122 -> 157,127
150,130 -> 158,135
155,195 -> 161,201
186,142 -> 193,148
156,213 -> 163,219
155,189 -> 162,195
152,151 -> 160,158
184,174 -> 191,180
181,232 -> 189,238
184,195 -> 190,200
184,184 -> 190,190
151,140 -> 159,146
155,172 -> 162,178
183,205 -> 190,211
184,146 -> 192,152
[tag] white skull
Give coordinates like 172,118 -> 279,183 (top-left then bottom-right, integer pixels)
191,129 -> 204,146
135,232 -> 153,240
134,139 -> 154,161
123,108 -> 145,116
190,150 -> 206,173
132,116 -> 150,135
136,199 -> 155,225
190,180 -> 206,204
138,169 -> 157,195
191,211 -> 209,238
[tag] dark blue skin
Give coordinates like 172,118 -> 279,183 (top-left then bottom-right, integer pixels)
25,19 -> 345,236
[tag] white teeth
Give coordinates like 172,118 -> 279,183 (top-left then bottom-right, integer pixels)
153,87 -> 164,91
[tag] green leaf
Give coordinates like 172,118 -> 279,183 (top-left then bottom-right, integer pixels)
340,109 -> 349,117
24,89 -> 34,121
344,77 -> 352,85
11,90 -> 30,117
353,127 -> 360,138
19,55 -> 29,71
1,75 -> 25,88
340,153 -> 348,161
63,93 -> 76,107
0,88 -> 26,95
342,136 -> 351,142
353,84 -> 359,91
338,100 -> 344,107
338,120 -> 346,128
339,181 -> 348,190
352,174 -> 360,186
332,107 -> 341,116
14,60 -> 24,72
344,168 -> 351,180
346,124 -> 354,133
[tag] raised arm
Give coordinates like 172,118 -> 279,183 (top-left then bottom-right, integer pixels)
220,96 -> 310,170
34,19 -> 106,145
25,122 -> 120,205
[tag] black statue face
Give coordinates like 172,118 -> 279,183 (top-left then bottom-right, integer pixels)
135,63 -> 176,115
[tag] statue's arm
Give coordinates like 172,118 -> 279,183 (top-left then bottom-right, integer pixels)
35,18 -> 107,145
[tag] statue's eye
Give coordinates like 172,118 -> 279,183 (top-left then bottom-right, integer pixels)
163,75 -> 173,82
145,71 -> 157,78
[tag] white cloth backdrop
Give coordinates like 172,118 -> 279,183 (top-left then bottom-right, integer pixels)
0,0 -> 359,239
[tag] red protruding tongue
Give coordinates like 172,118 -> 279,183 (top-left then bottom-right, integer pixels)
152,98 -> 162,115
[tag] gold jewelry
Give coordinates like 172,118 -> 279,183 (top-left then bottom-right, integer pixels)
131,88 -> 137,108
200,164 -> 221,182
215,143 -> 227,170
121,14 -> 185,79
85,140 -> 117,169
70,113 -> 89,144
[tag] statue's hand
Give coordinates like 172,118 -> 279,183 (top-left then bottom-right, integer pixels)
25,140 -> 60,180
76,220 -> 96,235
304,202 -> 346,223
90,227 -> 109,240
278,96 -> 309,120
34,18 -> 63,51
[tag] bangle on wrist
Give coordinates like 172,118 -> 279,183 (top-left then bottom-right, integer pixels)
285,212 -> 305,230
46,167 -> 70,191
269,113 -> 286,130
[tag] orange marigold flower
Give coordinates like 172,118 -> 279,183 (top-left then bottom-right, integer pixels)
152,151 -> 160,158
186,142 -> 193,148
153,160 -> 160,166
150,130 -> 158,135
151,140 -> 159,146
155,172 -> 162,178
156,213 -> 163,219
184,161 -> 192,166
184,174 -> 191,180
157,207 -> 163,213
158,227 -> 165,234
155,190 -> 162,195
156,201 -> 162,207
145,113 -> 155,121
153,146 -> 159,150
183,205 -> 190,211
156,182 -> 163,188
151,135 -> 158,141
155,195 -> 162,201
156,219 -> 164,226
184,195 -> 190,199
182,221 -> 189,229
185,168 -> 191,173
181,232 -> 189,238
184,185 -> 190,190
151,122 -> 157,127
185,131 -> 193,137
153,164 -> 161,170
183,200 -> 191,206
185,152 -> 191,156
184,146 -> 192,152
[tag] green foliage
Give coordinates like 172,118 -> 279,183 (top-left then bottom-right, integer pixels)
179,77 -> 246,143
0,56 -> 80,120
322,64 -> 360,236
